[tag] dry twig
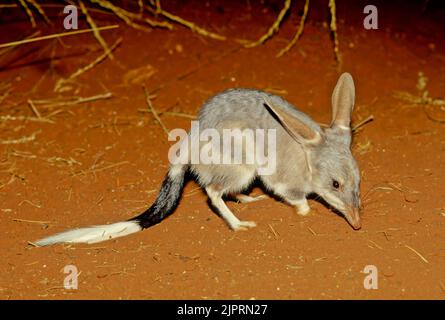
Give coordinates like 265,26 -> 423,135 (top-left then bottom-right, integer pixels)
0,115 -> 54,123
151,2 -> 225,40
245,0 -> 292,48
0,131 -> 40,145
92,0 -> 172,31
32,92 -> 112,109
393,72 -> 445,123
27,99 -> 42,118
277,0 -> 310,57
27,0 -> 51,24
0,25 -> 119,49
54,38 -> 122,92
143,88 -> 169,136
0,31 -> 41,57
18,0 -> 36,27
405,244 -> 429,264
79,0 -> 114,60
328,0 -> 342,68
352,115 -> 374,132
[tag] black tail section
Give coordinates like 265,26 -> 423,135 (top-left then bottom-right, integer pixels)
131,166 -> 187,229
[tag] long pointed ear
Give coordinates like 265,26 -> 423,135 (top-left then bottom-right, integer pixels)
263,97 -> 322,146
331,72 -> 355,129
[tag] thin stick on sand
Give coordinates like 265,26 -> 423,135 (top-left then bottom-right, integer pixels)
244,0 -> 292,48
328,0 -> 342,68
393,72 -> 445,123
394,91 -> 445,107
33,92 -> 112,109
155,0 -> 161,14
352,115 -> 374,132
138,0 -> 144,14
0,3 -> 114,15
0,115 -> 54,123
138,109 -> 196,119
54,38 -> 122,92
154,5 -> 226,40
0,82 -> 12,105
71,161 -> 129,178
143,0 -> 225,39
423,105 -> 445,123
79,0 -> 114,60
0,131 -> 40,145
13,218 -> 50,225
0,31 -> 41,57
27,0 -> 51,24
405,244 -> 429,264
160,111 -> 196,119
277,0 -> 310,57
68,38 -> 121,80
18,0 -> 36,27
143,87 -> 170,136
0,25 -> 119,49
92,0 -> 172,31
27,99 -> 42,118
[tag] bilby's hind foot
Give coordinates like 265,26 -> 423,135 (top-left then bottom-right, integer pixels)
235,194 -> 268,203
206,185 -> 257,231
231,220 -> 257,231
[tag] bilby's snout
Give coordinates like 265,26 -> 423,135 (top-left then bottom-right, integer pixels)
344,206 -> 361,230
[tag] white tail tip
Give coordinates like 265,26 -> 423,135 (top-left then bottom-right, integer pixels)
35,221 -> 142,246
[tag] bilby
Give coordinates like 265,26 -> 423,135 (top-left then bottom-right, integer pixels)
35,72 -> 361,246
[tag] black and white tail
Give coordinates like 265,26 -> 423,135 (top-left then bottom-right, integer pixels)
35,165 -> 187,246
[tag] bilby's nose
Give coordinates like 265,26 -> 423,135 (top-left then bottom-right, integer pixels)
346,207 -> 361,230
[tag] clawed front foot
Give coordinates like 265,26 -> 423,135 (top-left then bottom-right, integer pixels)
288,198 -> 310,216
296,201 -> 310,216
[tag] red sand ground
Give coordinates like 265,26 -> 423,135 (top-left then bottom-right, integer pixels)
0,1 -> 444,299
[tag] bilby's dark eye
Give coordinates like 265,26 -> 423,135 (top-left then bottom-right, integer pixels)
332,180 -> 340,189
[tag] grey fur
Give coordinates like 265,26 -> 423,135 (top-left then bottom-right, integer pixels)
34,73 -> 361,246
190,72 -> 361,230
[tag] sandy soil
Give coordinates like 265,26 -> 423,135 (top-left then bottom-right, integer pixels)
0,0 -> 444,299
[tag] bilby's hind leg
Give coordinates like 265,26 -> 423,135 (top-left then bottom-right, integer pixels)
235,194 -> 268,203
206,185 -> 256,231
